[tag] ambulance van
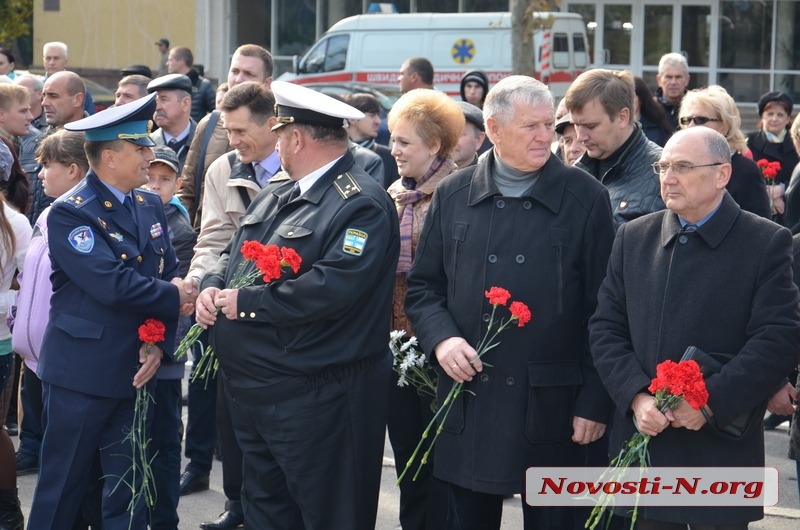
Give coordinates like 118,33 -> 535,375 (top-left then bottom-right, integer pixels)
278,12 -> 589,98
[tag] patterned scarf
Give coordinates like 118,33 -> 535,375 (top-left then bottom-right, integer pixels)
764,127 -> 787,144
395,155 -> 445,275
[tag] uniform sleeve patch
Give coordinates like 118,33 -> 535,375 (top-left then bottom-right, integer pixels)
342,228 -> 368,256
68,226 -> 95,254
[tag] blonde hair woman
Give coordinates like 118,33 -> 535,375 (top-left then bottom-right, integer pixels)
679,85 -> 770,218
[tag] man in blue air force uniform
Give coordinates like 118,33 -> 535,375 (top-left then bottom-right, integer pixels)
28,93 -> 196,529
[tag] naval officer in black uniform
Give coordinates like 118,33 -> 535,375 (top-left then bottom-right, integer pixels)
28,93 -> 195,530
195,81 -> 400,529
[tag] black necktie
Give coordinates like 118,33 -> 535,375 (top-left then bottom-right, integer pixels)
167,137 -> 184,153
123,195 -> 136,222
278,183 -> 300,208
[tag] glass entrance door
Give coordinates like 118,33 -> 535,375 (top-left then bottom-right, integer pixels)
642,2 -> 712,88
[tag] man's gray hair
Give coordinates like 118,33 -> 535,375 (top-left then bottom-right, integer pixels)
658,53 -> 688,75
43,41 -> 68,58
483,75 -> 553,125
15,73 -> 44,92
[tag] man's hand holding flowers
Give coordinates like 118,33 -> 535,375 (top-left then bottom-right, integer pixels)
133,343 -> 162,389
435,336 -> 482,383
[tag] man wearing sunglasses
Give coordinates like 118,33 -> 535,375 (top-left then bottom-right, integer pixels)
565,69 -> 665,227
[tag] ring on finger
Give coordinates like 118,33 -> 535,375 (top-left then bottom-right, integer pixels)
451,363 -> 458,369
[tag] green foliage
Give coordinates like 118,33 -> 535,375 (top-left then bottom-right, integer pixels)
0,0 -> 33,47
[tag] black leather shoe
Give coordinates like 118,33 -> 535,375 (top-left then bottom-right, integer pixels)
179,469 -> 209,496
15,452 -> 38,476
199,510 -> 244,530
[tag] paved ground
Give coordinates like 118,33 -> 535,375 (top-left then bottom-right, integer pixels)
12,397 -> 800,529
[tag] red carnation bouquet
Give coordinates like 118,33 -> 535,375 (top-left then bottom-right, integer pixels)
120,318 -> 168,522
586,359 -> 709,529
756,159 -> 782,214
174,241 -> 301,382
756,158 -> 781,185
397,286 -> 531,484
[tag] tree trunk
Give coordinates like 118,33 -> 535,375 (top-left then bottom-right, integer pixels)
510,0 -> 535,77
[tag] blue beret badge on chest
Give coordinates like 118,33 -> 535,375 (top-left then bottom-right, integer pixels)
68,226 -> 95,254
342,228 -> 368,256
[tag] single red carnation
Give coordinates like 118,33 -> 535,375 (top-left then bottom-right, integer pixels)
509,301 -> 532,327
485,287 -> 511,306
241,240 -> 265,261
138,318 -> 166,344
280,247 -> 302,273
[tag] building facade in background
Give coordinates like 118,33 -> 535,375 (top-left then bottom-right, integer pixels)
31,1 -> 800,107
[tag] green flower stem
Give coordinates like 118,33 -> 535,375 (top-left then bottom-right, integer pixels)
585,393 -> 684,530
395,313 -> 519,486
396,379 -> 462,485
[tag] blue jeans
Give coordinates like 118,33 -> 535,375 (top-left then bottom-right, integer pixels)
149,378 -> 182,530
17,366 -> 43,459
0,353 -> 11,422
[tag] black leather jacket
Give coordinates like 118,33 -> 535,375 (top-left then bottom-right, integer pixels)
575,126 -> 665,227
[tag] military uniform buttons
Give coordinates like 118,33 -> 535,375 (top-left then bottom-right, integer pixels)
239,312 -> 245,318
488,254 -> 497,263
506,377 -> 515,386
137,256 -> 143,263
515,255 -> 525,264
480,374 -> 489,382
482,313 -> 490,322
121,254 -> 127,260
523,201 -> 532,209
679,235 -> 688,244
250,312 -> 256,318
496,199 -> 505,208
288,231 -> 294,236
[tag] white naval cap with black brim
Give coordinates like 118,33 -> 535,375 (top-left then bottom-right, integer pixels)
65,92 -> 157,147
270,80 -> 365,131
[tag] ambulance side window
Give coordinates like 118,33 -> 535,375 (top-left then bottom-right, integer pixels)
552,33 -> 570,68
326,35 -> 349,71
573,33 -> 588,68
299,35 -> 350,73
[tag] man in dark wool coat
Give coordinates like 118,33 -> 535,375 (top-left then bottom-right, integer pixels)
405,75 -> 616,530
589,126 -> 800,530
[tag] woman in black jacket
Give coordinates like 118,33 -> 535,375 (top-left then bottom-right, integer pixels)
747,91 -> 798,224
634,77 -> 673,147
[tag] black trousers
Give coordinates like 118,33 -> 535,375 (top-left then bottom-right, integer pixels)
216,374 -> 244,513
446,482 -> 580,530
637,519 -> 748,530
387,376 -> 447,530
227,358 -> 390,530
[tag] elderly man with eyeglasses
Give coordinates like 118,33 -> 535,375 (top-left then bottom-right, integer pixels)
565,69 -> 665,227
589,125 -> 800,530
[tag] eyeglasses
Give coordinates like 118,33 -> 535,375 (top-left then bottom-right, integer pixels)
679,116 -> 722,126
652,162 -> 726,175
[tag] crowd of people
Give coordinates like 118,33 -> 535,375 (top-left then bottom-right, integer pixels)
0,40 -> 798,530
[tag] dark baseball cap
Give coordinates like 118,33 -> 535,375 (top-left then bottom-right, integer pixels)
151,145 -> 180,173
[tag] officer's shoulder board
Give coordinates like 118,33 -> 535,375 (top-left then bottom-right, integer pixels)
60,181 -> 97,209
133,188 -> 160,203
332,172 -> 362,200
